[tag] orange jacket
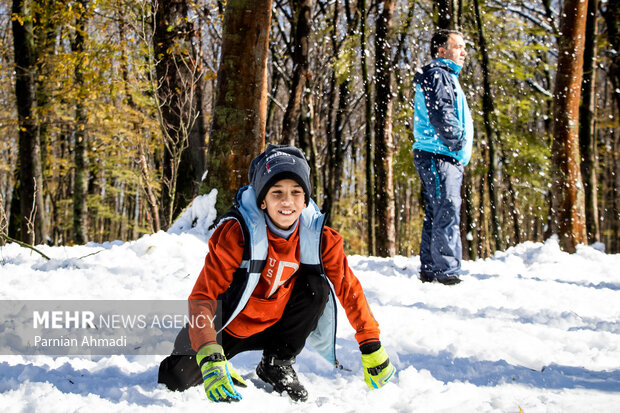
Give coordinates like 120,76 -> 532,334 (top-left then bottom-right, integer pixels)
188,219 -> 380,352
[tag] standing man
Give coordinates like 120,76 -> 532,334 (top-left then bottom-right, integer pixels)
412,29 -> 474,285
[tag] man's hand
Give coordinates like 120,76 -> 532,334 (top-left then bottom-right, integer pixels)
361,345 -> 396,389
196,344 -> 247,402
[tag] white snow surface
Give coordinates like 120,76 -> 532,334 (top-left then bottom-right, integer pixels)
1,192 -> 619,412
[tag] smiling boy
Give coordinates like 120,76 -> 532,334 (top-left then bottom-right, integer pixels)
158,144 -> 396,403
260,179 -> 305,230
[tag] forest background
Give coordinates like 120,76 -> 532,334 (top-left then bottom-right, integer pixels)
1,0 -> 619,259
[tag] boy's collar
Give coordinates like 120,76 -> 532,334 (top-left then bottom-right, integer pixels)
264,213 -> 299,240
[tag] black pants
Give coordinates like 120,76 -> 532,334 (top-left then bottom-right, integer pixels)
158,270 -> 330,391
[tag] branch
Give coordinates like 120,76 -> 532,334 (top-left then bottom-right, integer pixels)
527,78 -> 553,97
0,233 -> 51,260
77,249 -> 103,260
488,1 -> 554,33
267,93 -> 287,112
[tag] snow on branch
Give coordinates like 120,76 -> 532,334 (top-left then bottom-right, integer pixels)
527,78 -> 553,98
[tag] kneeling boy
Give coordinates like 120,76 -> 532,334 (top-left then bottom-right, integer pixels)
159,144 -> 395,402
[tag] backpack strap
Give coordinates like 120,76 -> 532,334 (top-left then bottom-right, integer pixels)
217,186 -> 267,332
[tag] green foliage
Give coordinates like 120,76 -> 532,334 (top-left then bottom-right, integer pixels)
3,0 -> 164,244
334,33 -> 360,86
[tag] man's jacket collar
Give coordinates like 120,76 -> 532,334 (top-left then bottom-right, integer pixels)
430,58 -> 462,75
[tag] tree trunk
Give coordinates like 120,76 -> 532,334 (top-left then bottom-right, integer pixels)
202,0 -> 272,215
602,0 -> 620,111
360,0 -> 374,255
461,169 -> 475,260
322,3 -> 339,220
34,0 -> 58,189
456,0 -> 463,29
265,43 -> 282,137
323,1 -> 353,225
12,0 -> 47,245
299,90 -> 320,201
473,0 -> 502,251
138,151 -> 161,233
373,0 -> 396,257
506,178 -> 521,245
579,0 -> 600,244
178,38 -> 207,213
154,0 -> 205,228
391,0 -> 415,254
7,180 -> 20,240
72,0 -> 89,244
281,0 -> 312,146
550,0 -> 589,252
602,0 -> 620,253
477,141 -> 490,258
434,0 -> 457,30
613,130 -> 620,253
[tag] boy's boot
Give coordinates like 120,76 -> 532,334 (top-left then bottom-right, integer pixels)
256,354 -> 308,402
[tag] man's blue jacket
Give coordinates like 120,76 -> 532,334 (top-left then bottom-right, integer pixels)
412,58 -> 474,166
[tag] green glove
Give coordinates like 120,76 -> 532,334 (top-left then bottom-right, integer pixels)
361,345 -> 396,389
196,343 -> 247,402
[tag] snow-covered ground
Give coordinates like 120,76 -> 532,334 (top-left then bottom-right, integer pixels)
1,192 -> 619,412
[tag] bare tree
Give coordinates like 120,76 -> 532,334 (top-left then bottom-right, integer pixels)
550,0 -> 589,252
153,0 -> 205,228
117,0 -> 161,233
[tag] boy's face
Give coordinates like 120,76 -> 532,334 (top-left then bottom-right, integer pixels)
260,179 -> 306,230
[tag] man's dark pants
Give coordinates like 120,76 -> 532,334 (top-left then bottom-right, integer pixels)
414,149 -> 464,278
158,271 -> 330,391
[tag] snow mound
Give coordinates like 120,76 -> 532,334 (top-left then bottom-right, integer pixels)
167,190 -> 219,240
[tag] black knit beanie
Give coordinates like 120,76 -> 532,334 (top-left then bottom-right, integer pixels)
249,144 -> 311,207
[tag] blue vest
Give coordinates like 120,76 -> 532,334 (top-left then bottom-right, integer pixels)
216,185 -> 339,365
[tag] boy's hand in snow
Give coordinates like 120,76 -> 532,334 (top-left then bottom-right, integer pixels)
360,343 -> 396,390
196,344 -> 247,402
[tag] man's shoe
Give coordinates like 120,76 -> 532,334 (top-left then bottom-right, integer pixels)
419,270 -> 435,283
435,275 -> 462,285
256,355 -> 308,402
